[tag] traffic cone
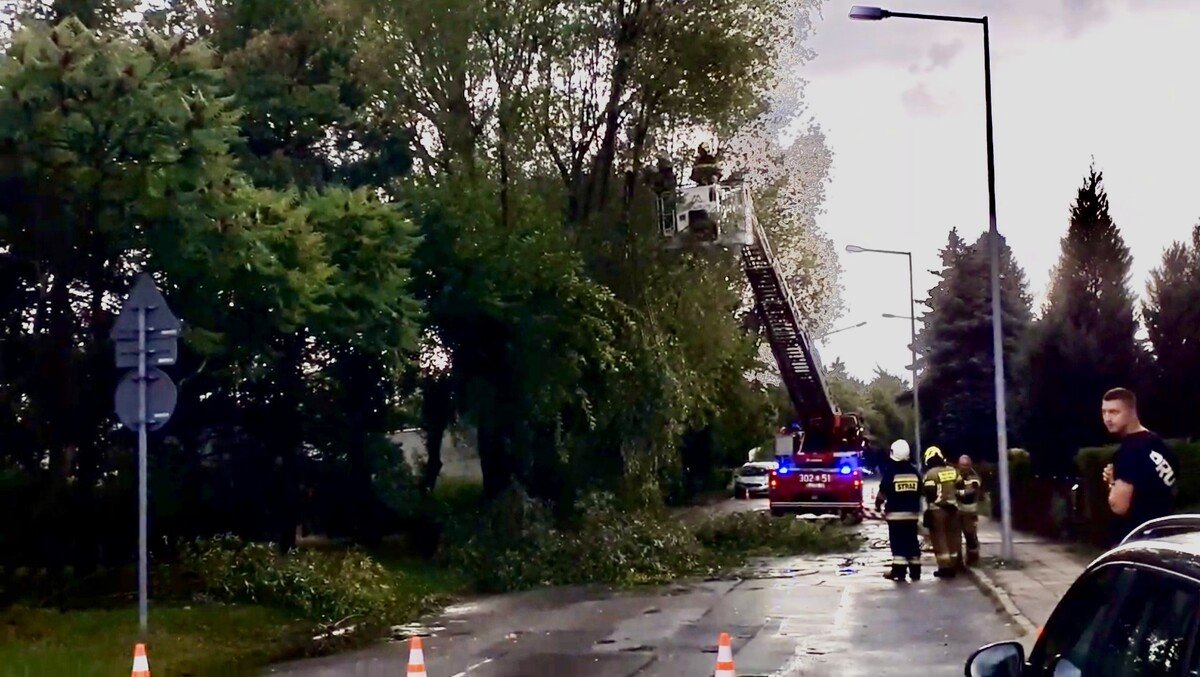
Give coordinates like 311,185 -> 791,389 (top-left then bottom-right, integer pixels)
407,636 -> 428,677
714,632 -> 735,677
131,643 -> 150,677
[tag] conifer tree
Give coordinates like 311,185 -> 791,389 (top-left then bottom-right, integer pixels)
1143,224 -> 1200,438
1023,166 -> 1144,468
918,229 -> 1032,460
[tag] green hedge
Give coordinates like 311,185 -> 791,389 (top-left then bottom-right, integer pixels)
1075,439 -> 1199,546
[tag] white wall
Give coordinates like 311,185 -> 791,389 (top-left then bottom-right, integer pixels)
388,427 -> 483,484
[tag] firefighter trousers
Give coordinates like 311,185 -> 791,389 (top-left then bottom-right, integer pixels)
886,518 -> 921,580
959,511 -> 979,566
927,507 -> 960,574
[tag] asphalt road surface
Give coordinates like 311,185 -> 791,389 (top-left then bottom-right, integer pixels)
269,493 -> 1018,676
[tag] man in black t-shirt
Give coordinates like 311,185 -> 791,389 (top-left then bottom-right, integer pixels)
1101,387 -> 1180,545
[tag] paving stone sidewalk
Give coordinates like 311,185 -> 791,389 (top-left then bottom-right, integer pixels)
964,516 -> 1096,643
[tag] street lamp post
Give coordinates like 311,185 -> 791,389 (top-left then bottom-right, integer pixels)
815,320 -> 868,342
849,5 -> 1013,561
845,245 -> 921,470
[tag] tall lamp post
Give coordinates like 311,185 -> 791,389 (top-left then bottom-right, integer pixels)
849,5 -> 1013,561
845,245 -> 922,470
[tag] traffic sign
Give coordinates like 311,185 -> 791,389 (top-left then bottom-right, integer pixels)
114,368 -> 178,432
111,274 -> 180,368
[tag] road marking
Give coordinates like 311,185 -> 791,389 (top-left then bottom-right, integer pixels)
770,584 -> 853,676
451,658 -> 494,676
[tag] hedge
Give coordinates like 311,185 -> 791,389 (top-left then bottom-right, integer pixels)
1074,439 -> 1200,546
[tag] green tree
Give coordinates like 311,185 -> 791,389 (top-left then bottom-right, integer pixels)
1143,224 -> 1200,438
1022,166 -> 1144,469
918,229 -> 1032,461
0,17 -> 423,560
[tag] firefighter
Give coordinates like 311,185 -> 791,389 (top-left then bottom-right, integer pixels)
689,144 -> 722,185
922,446 -> 961,578
875,439 -> 922,581
956,454 -> 982,567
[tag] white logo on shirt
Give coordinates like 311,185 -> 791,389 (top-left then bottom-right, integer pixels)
1150,450 -> 1177,487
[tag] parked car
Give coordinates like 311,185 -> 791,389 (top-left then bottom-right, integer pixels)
965,514 -> 1200,676
732,461 -> 777,499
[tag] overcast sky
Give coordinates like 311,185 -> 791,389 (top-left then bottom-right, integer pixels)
802,0 -> 1199,382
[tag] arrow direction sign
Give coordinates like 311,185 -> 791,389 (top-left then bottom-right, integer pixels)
111,274 -> 181,368
114,369 -> 178,432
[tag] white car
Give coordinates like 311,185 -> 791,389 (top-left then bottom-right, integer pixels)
732,461 -> 778,499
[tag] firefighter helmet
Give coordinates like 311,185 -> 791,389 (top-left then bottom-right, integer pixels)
923,446 -> 945,464
889,439 -> 911,462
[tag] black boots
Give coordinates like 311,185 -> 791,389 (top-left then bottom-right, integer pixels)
883,564 -> 907,581
908,563 -> 921,581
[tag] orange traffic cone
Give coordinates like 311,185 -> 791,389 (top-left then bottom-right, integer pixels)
407,636 -> 428,677
714,632 -> 735,677
131,643 -> 150,677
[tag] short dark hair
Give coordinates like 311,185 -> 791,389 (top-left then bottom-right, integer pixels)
1103,387 -> 1137,409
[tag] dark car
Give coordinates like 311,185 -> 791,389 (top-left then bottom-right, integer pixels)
965,514 -> 1200,676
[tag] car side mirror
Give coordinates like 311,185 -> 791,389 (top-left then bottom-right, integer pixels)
965,641 -> 1025,677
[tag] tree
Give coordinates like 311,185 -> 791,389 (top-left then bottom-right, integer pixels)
824,360 -> 912,449
918,228 -> 1032,461
1022,166 -> 1144,469
1143,224 -> 1200,438
0,17 -> 423,561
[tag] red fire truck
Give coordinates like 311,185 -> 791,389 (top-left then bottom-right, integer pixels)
657,178 -> 868,523
768,416 -> 866,523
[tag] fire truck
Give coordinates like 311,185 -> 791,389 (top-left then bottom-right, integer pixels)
659,177 -> 867,524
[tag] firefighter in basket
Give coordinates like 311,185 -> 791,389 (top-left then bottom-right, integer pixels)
922,446 -> 962,578
875,439 -> 922,581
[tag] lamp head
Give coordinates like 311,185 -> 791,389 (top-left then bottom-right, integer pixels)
849,6 -> 889,20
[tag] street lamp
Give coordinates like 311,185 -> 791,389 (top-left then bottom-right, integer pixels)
815,320 -> 868,341
881,313 -> 915,321
850,5 -> 1014,561
845,244 -> 922,470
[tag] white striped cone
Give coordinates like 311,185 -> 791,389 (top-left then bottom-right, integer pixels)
714,632 -> 735,677
131,643 -> 150,677
407,636 -> 428,677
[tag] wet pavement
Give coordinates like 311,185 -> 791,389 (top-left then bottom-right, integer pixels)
268,493 -> 1019,676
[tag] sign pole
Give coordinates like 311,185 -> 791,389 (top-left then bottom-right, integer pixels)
111,272 -> 181,637
138,304 -> 148,634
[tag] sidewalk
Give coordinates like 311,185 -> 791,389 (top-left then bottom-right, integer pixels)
964,516 -> 1094,642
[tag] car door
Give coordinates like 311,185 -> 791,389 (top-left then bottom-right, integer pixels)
1032,563 -> 1200,676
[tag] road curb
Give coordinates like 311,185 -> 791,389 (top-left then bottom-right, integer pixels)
962,565 -> 1039,638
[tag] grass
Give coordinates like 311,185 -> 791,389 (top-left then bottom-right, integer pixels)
0,603 -> 311,675
0,549 -> 473,675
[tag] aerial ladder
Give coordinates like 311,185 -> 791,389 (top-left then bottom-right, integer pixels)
659,177 -> 866,522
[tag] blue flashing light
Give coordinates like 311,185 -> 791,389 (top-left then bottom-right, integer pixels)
838,464 -> 853,476
777,467 -> 790,475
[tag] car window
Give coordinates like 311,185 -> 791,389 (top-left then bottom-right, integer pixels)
1040,566 -> 1200,677
1031,565 -> 1128,675
739,466 -> 769,477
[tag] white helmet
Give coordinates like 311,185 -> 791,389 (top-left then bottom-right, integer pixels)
889,439 -> 911,462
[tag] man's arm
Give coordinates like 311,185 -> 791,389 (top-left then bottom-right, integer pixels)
1109,479 -> 1134,516
1109,450 -> 1138,517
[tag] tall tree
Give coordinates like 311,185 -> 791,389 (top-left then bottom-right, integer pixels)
1023,166 -> 1144,468
1143,224 -> 1200,438
918,228 -> 1032,460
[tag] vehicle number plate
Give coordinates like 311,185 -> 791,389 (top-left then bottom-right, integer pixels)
798,473 -> 830,484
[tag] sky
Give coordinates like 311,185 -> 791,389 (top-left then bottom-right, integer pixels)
801,0 -> 1200,382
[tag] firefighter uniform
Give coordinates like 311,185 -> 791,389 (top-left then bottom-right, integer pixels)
876,440 -> 922,581
922,446 -> 961,578
956,462 -> 983,566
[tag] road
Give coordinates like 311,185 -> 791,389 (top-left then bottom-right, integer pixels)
269,489 -> 1018,676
